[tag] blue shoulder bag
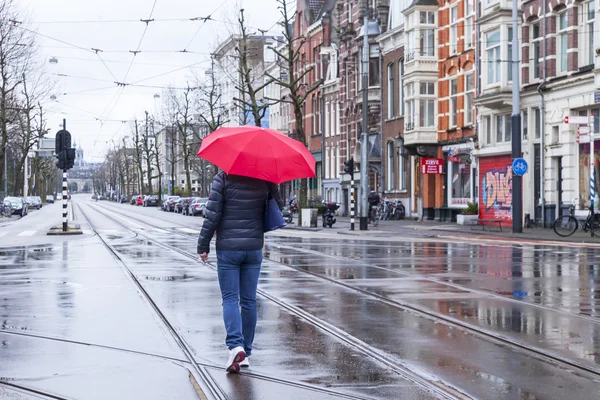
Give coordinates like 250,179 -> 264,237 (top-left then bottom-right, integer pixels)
264,188 -> 286,232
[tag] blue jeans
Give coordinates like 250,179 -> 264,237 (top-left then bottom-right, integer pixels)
216,249 -> 263,356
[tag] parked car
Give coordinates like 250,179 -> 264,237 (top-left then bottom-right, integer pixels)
130,195 -> 137,205
143,195 -> 159,207
46,195 -> 54,204
120,195 -> 127,203
175,197 -> 191,214
25,196 -> 41,210
33,196 -> 43,209
162,196 -> 180,212
187,197 -> 208,216
4,197 -> 28,217
136,195 -> 144,206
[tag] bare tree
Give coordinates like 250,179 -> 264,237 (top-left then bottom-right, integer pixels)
232,8 -> 272,127
165,86 -> 195,194
265,0 -> 323,223
150,118 -> 163,203
196,59 -> 228,196
132,121 -> 145,194
0,0 -> 37,195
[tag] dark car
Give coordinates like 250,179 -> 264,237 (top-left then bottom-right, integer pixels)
130,195 -> 137,205
25,196 -> 39,210
163,196 -> 180,212
175,197 -> 191,214
143,195 -> 159,207
4,197 -> 28,217
120,195 -> 127,203
187,197 -> 208,216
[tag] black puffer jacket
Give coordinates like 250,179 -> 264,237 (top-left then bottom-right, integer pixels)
197,172 -> 283,254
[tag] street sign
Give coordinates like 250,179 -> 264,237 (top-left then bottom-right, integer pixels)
579,126 -> 591,134
39,138 -> 55,150
512,158 -> 528,176
420,158 -> 444,174
564,116 -> 589,124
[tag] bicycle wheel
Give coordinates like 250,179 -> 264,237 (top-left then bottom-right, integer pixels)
372,210 -> 379,226
553,215 -> 578,237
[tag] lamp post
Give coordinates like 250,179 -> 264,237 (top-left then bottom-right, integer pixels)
359,4 -> 381,231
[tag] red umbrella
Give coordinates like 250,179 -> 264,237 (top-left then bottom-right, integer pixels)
197,126 -> 316,184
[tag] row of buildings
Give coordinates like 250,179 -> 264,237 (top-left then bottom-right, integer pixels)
211,0 -> 600,226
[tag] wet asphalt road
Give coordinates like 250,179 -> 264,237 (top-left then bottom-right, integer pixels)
0,195 -> 599,400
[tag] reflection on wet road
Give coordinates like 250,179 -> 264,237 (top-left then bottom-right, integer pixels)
1,197 -> 599,400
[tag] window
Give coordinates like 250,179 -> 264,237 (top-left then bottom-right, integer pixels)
558,12 -> 568,72
387,141 -> 395,190
450,162 -> 471,204
484,116 -> 492,144
449,78 -> 458,127
464,73 -> 473,125
369,45 -> 380,87
312,97 -> 317,134
534,107 -> 541,138
325,101 -> 330,137
336,102 -> 341,135
465,0 -> 474,49
399,60 -> 404,115
450,6 -> 458,55
507,28 -> 513,81
348,2 -> 353,23
419,82 -> 435,127
387,63 -> 395,118
330,102 -> 335,136
420,28 -> 435,57
420,11 -> 435,24
406,82 -> 415,128
522,110 -> 528,140
581,1 -> 596,66
398,145 -> 406,190
496,114 -> 512,143
325,147 -> 330,179
486,29 -> 501,84
531,23 -> 541,79
345,62 -> 351,98
407,30 -> 416,59
336,147 -> 340,177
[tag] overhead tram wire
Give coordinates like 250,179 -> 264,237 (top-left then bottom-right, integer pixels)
180,0 -> 233,52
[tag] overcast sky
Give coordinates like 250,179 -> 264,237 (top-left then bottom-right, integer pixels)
20,0 -> 283,162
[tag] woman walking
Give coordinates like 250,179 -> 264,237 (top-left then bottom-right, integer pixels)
197,171 -> 283,373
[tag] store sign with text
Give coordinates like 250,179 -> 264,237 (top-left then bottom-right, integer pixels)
447,156 -> 461,163
421,158 -> 444,174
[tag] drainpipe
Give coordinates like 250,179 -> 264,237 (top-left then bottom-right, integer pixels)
474,0 -> 481,208
537,0 -> 547,227
321,92 -> 325,201
379,44 -> 384,198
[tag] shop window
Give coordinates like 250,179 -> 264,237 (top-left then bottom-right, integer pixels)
449,161 -> 471,205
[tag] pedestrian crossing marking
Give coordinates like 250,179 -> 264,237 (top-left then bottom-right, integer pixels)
82,229 -> 94,235
17,231 -> 36,236
178,228 -> 200,234
0,231 -> 9,237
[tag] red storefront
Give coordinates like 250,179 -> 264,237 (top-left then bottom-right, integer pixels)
479,155 -> 512,226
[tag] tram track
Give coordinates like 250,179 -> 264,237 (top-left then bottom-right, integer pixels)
76,201 -> 418,400
87,202 -> 600,380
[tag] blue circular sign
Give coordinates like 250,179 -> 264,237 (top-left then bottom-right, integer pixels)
512,158 -> 528,176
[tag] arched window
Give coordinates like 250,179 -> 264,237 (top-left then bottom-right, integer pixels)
387,141 -> 395,190
398,59 -> 404,116
387,63 -> 395,119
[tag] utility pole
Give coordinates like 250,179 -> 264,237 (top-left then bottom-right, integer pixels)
511,1 -> 522,233
359,0 -> 370,231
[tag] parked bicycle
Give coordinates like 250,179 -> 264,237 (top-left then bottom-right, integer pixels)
553,198 -> 600,237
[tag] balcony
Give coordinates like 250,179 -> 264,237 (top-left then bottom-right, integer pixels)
475,86 -> 512,110
356,87 -> 381,109
404,52 -> 437,76
403,123 -> 437,146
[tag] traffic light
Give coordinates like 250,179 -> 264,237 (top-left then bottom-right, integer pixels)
55,129 -> 71,154
66,148 -> 76,169
55,151 -> 67,170
344,158 -> 354,175
55,148 -> 76,170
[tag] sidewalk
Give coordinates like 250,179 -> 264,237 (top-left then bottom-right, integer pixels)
284,216 -> 600,246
